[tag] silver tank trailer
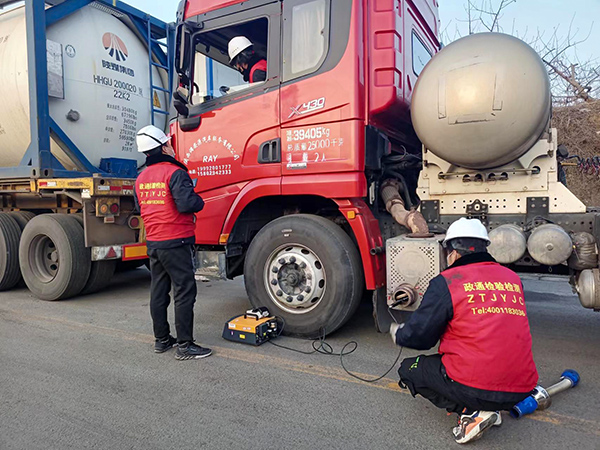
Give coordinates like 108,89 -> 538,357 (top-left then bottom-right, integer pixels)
412,32 -> 551,169
408,32 -> 600,311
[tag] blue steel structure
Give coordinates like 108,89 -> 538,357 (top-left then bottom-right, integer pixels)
0,0 -> 174,179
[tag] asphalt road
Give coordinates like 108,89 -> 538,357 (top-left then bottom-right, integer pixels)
1,269 -> 599,450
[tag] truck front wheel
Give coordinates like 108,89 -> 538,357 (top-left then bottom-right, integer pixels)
244,214 -> 364,338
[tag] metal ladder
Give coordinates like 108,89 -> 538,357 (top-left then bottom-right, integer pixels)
147,20 -> 172,126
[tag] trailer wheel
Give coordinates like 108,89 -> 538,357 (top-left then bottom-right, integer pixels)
80,260 -> 116,296
19,214 -> 91,300
8,211 -> 36,288
69,216 -> 117,296
8,211 -> 36,230
0,213 -> 23,291
244,214 -> 364,338
116,259 -> 146,272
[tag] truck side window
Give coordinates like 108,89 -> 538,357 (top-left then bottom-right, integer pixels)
190,18 -> 269,106
412,31 -> 432,76
283,0 -> 331,82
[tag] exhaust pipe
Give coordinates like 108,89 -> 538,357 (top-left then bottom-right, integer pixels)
381,180 -> 429,235
389,283 -> 419,308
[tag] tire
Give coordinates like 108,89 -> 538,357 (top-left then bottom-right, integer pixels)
244,214 -> 364,338
0,213 -> 23,290
7,211 -> 36,288
72,214 -> 83,226
116,259 -> 146,272
69,215 -> 117,296
19,214 -> 91,300
80,260 -> 116,295
8,211 -> 35,230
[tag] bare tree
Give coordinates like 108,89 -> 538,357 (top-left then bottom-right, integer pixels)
529,19 -> 598,105
470,0 -> 516,33
445,1 -> 598,105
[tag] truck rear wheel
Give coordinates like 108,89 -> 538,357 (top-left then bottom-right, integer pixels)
69,216 -> 117,296
7,211 -> 36,288
19,214 -> 91,300
116,259 -> 146,272
0,213 -> 23,291
244,214 -> 364,338
80,260 -> 117,295
8,211 -> 36,230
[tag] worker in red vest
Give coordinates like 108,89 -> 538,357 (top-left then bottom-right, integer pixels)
228,36 -> 267,83
135,125 -> 212,361
390,218 -> 538,444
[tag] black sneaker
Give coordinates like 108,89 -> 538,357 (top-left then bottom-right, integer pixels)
175,342 -> 212,360
154,335 -> 177,353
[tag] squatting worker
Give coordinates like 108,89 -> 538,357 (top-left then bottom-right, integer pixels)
390,218 -> 538,444
135,125 -> 212,361
228,36 -> 267,83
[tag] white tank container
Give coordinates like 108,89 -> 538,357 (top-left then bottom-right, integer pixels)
411,33 -> 551,169
0,4 -> 167,171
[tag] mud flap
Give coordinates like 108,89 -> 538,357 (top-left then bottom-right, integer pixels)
372,287 -> 412,333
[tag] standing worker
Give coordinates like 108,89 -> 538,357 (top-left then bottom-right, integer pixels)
228,36 -> 267,83
135,125 -> 212,361
390,218 -> 538,444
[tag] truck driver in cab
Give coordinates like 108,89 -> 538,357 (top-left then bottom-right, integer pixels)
228,36 -> 267,83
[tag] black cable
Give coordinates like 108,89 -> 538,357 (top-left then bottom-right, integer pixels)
268,316 -> 403,383
340,342 -> 403,383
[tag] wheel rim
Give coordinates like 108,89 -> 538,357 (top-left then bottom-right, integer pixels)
29,234 -> 59,283
263,243 -> 326,314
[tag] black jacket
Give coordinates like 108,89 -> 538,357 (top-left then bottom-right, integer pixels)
394,252 -> 497,350
135,153 -> 204,249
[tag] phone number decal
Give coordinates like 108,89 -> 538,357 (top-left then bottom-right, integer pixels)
190,164 -> 232,177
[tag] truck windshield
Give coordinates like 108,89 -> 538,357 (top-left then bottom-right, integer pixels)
191,18 -> 268,106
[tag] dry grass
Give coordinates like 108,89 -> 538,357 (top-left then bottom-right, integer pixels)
553,101 -> 600,206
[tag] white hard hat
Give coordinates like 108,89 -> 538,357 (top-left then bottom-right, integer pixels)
136,125 -> 171,153
443,218 -> 490,246
228,36 -> 253,62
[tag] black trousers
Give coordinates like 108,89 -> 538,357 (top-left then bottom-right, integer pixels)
147,245 -> 196,344
398,354 -> 531,414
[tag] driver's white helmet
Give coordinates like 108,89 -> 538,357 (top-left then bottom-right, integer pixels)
228,36 -> 253,62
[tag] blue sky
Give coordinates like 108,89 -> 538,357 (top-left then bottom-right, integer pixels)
127,0 -> 598,63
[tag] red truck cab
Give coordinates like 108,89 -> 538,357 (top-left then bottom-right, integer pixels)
172,0 -> 439,337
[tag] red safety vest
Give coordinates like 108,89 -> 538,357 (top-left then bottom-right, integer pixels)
136,162 -> 196,242
249,59 -> 267,83
440,262 -> 538,393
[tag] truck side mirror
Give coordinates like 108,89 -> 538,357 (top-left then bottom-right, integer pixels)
173,87 -> 189,117
175,23 -> 191,76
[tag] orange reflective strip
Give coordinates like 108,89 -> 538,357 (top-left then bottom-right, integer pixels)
122,244 -> 147,260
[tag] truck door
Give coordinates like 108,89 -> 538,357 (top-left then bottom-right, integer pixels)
174,1 -> 281,244
278,0 -> 360,187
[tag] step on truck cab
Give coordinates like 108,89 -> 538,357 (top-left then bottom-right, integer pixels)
173,0 -> 600,338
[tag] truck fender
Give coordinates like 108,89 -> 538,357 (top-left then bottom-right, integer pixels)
334,198 -> 385,290
221,177 -> 282,236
